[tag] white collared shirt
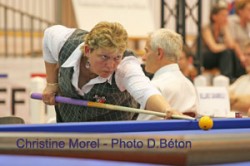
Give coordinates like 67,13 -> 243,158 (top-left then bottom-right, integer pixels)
42,25 -> 160,108
137,64 -> 199,120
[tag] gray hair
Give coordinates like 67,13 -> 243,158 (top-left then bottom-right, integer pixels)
149,28 -> 183,62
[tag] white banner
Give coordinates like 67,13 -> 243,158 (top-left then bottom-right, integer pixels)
72,0 -> 155,37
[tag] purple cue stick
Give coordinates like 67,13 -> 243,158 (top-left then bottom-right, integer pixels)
30,93 -> 167,117
30,93 -> 195,120
31,93 -> 88,106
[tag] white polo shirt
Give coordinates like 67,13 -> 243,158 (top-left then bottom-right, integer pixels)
137,64 -> 199,120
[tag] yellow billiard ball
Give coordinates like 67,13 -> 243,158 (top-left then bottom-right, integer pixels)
199,116 -> 213,130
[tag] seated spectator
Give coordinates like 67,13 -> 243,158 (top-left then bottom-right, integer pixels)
137,29 -> 198,120
202,3 -> 237,82
230,41 -> 250,116
178,44 -> 197,82
228,0 -> 249,77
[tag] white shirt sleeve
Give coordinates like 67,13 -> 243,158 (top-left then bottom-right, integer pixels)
115,56 -> 161,109
42,25 -> 76,63
229,75 -> 250,94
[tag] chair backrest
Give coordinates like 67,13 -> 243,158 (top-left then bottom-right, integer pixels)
213,75 -> 229,87
194,75 -> 207,86
0,116 -> 25,124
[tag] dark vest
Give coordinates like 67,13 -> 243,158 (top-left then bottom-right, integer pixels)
55,29 -> 137,122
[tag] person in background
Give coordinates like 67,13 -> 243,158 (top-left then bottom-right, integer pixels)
202,3 -> 238,82
42,22 -> 181,122
228,0 -> 250,77
230,41 -> 250,116
137,29 -> 198,120
178,44 -> 197,82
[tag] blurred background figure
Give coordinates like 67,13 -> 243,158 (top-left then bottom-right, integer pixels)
229,0 -> 250,56
228,0 -> 250,78
178,44 -> 197,82
229,40 -> 250,116
201,2 -> 238,82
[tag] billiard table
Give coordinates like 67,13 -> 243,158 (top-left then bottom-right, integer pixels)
0,118 -> 250,165
0,154 -> 157,166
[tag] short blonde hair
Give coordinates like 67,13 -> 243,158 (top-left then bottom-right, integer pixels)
83,21 -> 128,53
149,28 -> 183,62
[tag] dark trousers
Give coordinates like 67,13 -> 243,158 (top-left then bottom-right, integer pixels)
202,49 -> 246,82
232,54 -> 246,78
203,49 -> 234,80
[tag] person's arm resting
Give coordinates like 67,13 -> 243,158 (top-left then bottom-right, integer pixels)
116,56 -> 173,114
231,95 -> 250,113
